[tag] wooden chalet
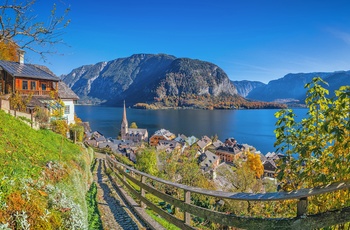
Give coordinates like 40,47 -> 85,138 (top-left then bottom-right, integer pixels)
149,129 -> 175,146
0,60 -> 60,97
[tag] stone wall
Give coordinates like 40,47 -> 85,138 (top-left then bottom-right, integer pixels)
0,98 -> 10,111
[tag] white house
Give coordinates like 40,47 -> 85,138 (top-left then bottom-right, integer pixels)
58,81 -> 79,125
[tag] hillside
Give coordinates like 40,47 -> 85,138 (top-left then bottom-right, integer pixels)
0,110 -> 93,229
231,80 -> 265,97
246,71 -> 350,104
62,54 -> 285,109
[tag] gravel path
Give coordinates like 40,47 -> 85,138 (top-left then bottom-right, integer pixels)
94,156 -> 147,230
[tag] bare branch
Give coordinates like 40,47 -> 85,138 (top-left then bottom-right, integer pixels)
0,0 -> 70,60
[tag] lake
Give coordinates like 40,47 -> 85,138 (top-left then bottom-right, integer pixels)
75,106 -> 307,154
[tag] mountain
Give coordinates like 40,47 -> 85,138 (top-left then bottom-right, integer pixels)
62,54 -> 238,106
62,54 -> 176,105
246,71 -> 350,103
231,80 -> 265,97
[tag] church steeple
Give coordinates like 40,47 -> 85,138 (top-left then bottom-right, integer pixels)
121,100 -> 128,139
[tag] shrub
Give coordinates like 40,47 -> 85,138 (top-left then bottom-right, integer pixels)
34,106 -> 50,124
70,125 -> 84,142
51,120 -> 68,136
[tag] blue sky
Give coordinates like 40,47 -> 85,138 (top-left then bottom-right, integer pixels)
28,0 -> 350,83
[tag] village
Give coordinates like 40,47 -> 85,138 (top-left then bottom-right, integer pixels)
85,101 -> 284,182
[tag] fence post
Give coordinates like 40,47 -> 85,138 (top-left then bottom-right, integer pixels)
31,110 -> 34,128
184,189 -> 191,225
297,197 -> 308,217
122,166 -> 126,182
141,175 -> 146,208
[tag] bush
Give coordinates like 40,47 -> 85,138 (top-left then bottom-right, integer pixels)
51,120 -> 69,136
34,106 -> 49,124
70,125 -> 84,142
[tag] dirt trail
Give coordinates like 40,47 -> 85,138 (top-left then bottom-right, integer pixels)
93,155 -> 147,230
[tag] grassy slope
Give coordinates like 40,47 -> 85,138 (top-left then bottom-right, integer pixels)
0,109 -> 93,229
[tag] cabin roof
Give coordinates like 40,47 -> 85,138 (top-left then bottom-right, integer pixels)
0,60 -> 60,81
58,81 -> 79,100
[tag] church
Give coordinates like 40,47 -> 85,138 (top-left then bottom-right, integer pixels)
120,101 -> 148,142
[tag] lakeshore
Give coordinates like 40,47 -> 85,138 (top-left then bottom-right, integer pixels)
76,105 -> 308,155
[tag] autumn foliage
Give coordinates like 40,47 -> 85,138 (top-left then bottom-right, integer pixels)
274,77 -> 350,217
135,93 -> 287,110
246,151 -> 264,178
0,40 -> 19,61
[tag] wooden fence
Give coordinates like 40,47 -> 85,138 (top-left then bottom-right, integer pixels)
0,98 -> 40,130
106,154 -> 350,229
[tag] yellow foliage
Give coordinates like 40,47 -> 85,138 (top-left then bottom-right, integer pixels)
38,190 -> 48,197
74,114 -> 82,124
51,120 -> 68,136
50,99 -> 65,118
10,91 -> 32,112
0,40 -> 19,61
246,151 -> 264,178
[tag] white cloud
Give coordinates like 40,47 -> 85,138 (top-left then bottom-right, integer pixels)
326,28 -> 350,45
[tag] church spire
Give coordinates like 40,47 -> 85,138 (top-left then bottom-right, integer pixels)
121,100 -> 128,139
123,100 -> 127,123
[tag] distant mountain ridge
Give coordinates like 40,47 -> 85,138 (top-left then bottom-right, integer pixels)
231,80 -> 265,97
246,71 -> 350,103
62,54 -> 238,106
62,53 -> 349,108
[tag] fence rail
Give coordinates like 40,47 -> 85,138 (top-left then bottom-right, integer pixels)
106,154 -> 350,229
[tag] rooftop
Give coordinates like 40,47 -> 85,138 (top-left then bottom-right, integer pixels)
0,60 -> 60,81
58,81 -> 79,100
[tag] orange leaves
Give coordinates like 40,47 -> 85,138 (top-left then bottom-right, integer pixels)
0,40 -> 19,62
6,192 -> 26,212
38,190 -> 48,197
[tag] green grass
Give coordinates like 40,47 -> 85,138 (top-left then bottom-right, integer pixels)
145,209 -> 180,230
0,109 -> 93,229
0,110 -> 82,184
86,182 -> 103,230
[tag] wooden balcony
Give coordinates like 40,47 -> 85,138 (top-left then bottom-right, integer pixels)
16,90 -> 57,98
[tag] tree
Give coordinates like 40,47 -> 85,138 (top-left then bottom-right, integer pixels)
130,122 -> 138,129
69,124 -> 84,142
0,39 -> 18,61
49,98 -> 65,119
217,162 -> 263,216
136,147 -> 159,176
246,151 -> 264,178
274,77 -> 350,214
9,90 -> 32,111
0,0 -> 70,60
74,114 -> 82,124
51,119 -> 68,136
211,134 -> 219,142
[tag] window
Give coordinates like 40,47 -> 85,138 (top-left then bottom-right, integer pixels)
64,105 -> 70,114
31,81 -> 36,90
41,83 -> 46,91
22,81 -> 28,90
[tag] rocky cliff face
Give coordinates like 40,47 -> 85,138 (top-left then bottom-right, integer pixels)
155,58 -> 237,99
246,71 -> 350,103
61,54 -> 238,106
231,80 -> 265,97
